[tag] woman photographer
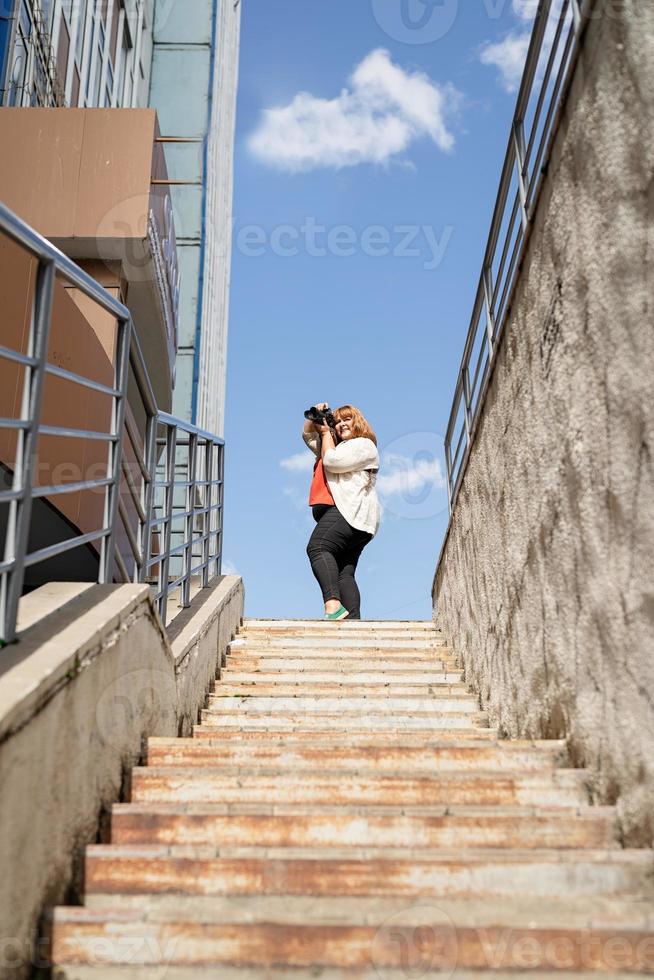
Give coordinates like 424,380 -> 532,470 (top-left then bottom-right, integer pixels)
303,403 -> 380,620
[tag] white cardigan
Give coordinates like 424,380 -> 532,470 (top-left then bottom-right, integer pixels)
303,431 -> 381,536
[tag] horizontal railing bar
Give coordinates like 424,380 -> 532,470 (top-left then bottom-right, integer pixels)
32,477 -> 113,498
0,418 -> 30,430
23,527 -> 111,568
0,202 -> 130,322
38,425 -> 118,442
154,479 -> 221,490
0,489 -> 21,503
156,411 -> 225,446
44,363 -> 121,398
0,345 -> 38,368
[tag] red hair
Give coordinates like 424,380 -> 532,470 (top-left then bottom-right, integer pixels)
333,405 -> 377,446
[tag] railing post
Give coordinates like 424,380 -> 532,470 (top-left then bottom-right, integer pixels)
482,266 -> 496,356
513,120 -> 529,233
0,259 -> 55,644
462,367 -> 472,442
99,314 -> 132,585
217,441 -> 225,574
182,431 -> 198,608
158,423 -> 177,626
139,410 -> 157,584
201,439 -> 213,588
445,438 -> 453,516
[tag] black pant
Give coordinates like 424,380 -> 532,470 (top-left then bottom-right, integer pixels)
306,504 -> 373,620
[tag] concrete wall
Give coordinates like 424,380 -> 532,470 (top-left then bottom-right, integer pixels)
433,2 -> 654,846
195,0 -> 241,437
0,575 -> 244,980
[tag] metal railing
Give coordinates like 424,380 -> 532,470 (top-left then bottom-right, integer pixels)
444,0 -> 593,512
0,201 -> 224,643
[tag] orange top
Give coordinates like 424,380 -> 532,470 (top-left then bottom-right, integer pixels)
309,457 -> 335,506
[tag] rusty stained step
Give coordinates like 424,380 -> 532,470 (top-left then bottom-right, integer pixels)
191,725 -> 500,742
222,658 -> 461,675
78,891 -> 654,930
219,668 -> 462,682
80,843 -> 654,899
213,683 -> 470,697
145,736 -> 568,772
204,695 -> 480,714
238,620 -> 441,636
47,905 -> 654,977
129,766 -> 590,808
225,647 -> 462,671
229,634 -> 447,649
226,637 -> 454,660
198,711 -> 488,731
110,801 -> 618,850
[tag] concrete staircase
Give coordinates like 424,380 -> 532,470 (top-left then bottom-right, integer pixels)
50,619 -> 654,977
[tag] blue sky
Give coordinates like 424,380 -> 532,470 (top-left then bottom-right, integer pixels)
222,0 -> 538,621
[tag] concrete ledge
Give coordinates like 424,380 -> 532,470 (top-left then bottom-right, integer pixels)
0,575 -> 244,980
170,575 -> 245,734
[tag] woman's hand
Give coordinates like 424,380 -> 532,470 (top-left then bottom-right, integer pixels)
313,403 -> 331,435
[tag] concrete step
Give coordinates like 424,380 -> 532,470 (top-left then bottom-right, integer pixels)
44,964 -> 645,980
229,636 -> 446,650
236,633 -> 447,646
223,657 -> 461,673
60,890 -> 654,928
81,844 -> 654,898
219,669 -> 463,683
213,683 -> 470,697
129,766 -> 589,807
146,736 -> 568,772
198,711 -> 488,731
240,618 -> 439,631
49,902 -> 654,976
204,695 -> 480,714
111,801 -> 617,849
191,725 -> 500,741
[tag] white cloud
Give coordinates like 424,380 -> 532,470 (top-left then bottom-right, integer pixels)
377,453 -> 446,498
280,452 -> 315,473
512,0 -> 540,20
248,48 -> 460,173
222,558 -> 240,576
480,0 -> 568,93
479,31 -> 531,92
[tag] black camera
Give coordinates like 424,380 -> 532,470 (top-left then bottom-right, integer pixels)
304,405 -> 337,429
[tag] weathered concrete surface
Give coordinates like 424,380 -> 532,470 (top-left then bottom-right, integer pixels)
433,3 -> 654,845
0,576 -> 243,980
170,575 -> 245,734
50,621 -> 654,977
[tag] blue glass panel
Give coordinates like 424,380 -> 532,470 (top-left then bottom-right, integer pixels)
0,0 -> 15,97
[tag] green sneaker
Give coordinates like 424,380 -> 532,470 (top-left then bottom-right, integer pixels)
324,604 -> 349,621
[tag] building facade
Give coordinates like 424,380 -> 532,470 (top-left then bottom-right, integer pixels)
148,0 -> 241,435
0,0 -> 240,435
